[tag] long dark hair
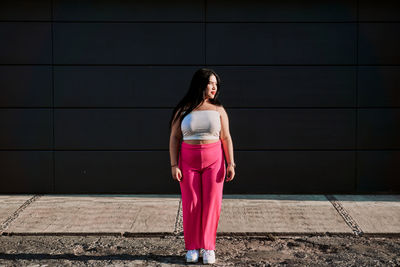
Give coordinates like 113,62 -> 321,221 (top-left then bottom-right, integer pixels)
169,68 -> 223,132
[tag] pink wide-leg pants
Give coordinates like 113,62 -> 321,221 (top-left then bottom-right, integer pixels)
178,139 -> 226,250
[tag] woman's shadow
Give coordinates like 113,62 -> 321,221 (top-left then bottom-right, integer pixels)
0,252 -> 204,265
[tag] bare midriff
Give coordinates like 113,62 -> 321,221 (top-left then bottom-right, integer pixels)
182,139 -> 220,145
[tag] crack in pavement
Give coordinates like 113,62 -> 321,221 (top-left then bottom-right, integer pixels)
173,198 -> 183,235
326,194 -> 364,236
0,194 -> 43,235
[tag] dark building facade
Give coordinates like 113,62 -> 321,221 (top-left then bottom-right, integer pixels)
0,0 -> 399,194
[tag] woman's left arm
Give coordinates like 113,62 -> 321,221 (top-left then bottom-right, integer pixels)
219,106 -> 236,181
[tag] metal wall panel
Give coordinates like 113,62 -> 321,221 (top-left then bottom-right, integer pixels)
230,109 -> 356,150
358,67 -> 400,107
358,109 -> 400,149
55,151 -> 174,193
0,0 -> 51,20
54,66 -> 199,107
359,0 -> 400,21
0,66 -> 52,107
54,109 -> 171,150
358,23 -> 400,65
210,66 -> 357,107
53,23 -> 205,64
0,22 -> 52,64
206,0 -> 357,22
53,0 -> 204,21
357,151 -> 400,193
0,109 -> 53,149
225,151 -> 355,194
206,23 -> 356,65
0,151 -> 53,193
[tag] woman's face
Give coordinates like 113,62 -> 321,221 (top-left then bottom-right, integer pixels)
204,74 -> 218,101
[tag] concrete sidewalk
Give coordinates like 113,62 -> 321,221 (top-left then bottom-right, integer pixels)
0,194 -> 399,237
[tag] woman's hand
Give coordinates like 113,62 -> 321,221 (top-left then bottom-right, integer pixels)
226,166 -> 235,182
171,166 -> 182,182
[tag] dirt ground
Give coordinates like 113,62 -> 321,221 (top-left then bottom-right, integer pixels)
0,234 -> 399,266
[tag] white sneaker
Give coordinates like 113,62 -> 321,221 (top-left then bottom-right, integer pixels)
185,249 -> 199,263
202,249 -> 216,264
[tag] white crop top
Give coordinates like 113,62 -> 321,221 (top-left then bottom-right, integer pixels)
181,110 -> 221,140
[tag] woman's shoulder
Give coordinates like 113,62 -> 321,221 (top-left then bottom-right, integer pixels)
215,104 -> 226,113
214,105 -> 229,119
202,104 -> 224,116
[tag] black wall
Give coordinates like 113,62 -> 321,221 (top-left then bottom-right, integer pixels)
0,0 -> 399,194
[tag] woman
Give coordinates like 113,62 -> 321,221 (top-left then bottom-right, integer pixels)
168,68 -> 236,264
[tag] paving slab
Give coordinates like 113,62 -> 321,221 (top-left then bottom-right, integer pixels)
0,195 -> 33,225
334,195 -> 400,234
218,195 -> 352,234
5,194 -> 180,234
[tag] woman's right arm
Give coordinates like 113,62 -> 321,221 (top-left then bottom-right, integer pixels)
169,112 -> 183,181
